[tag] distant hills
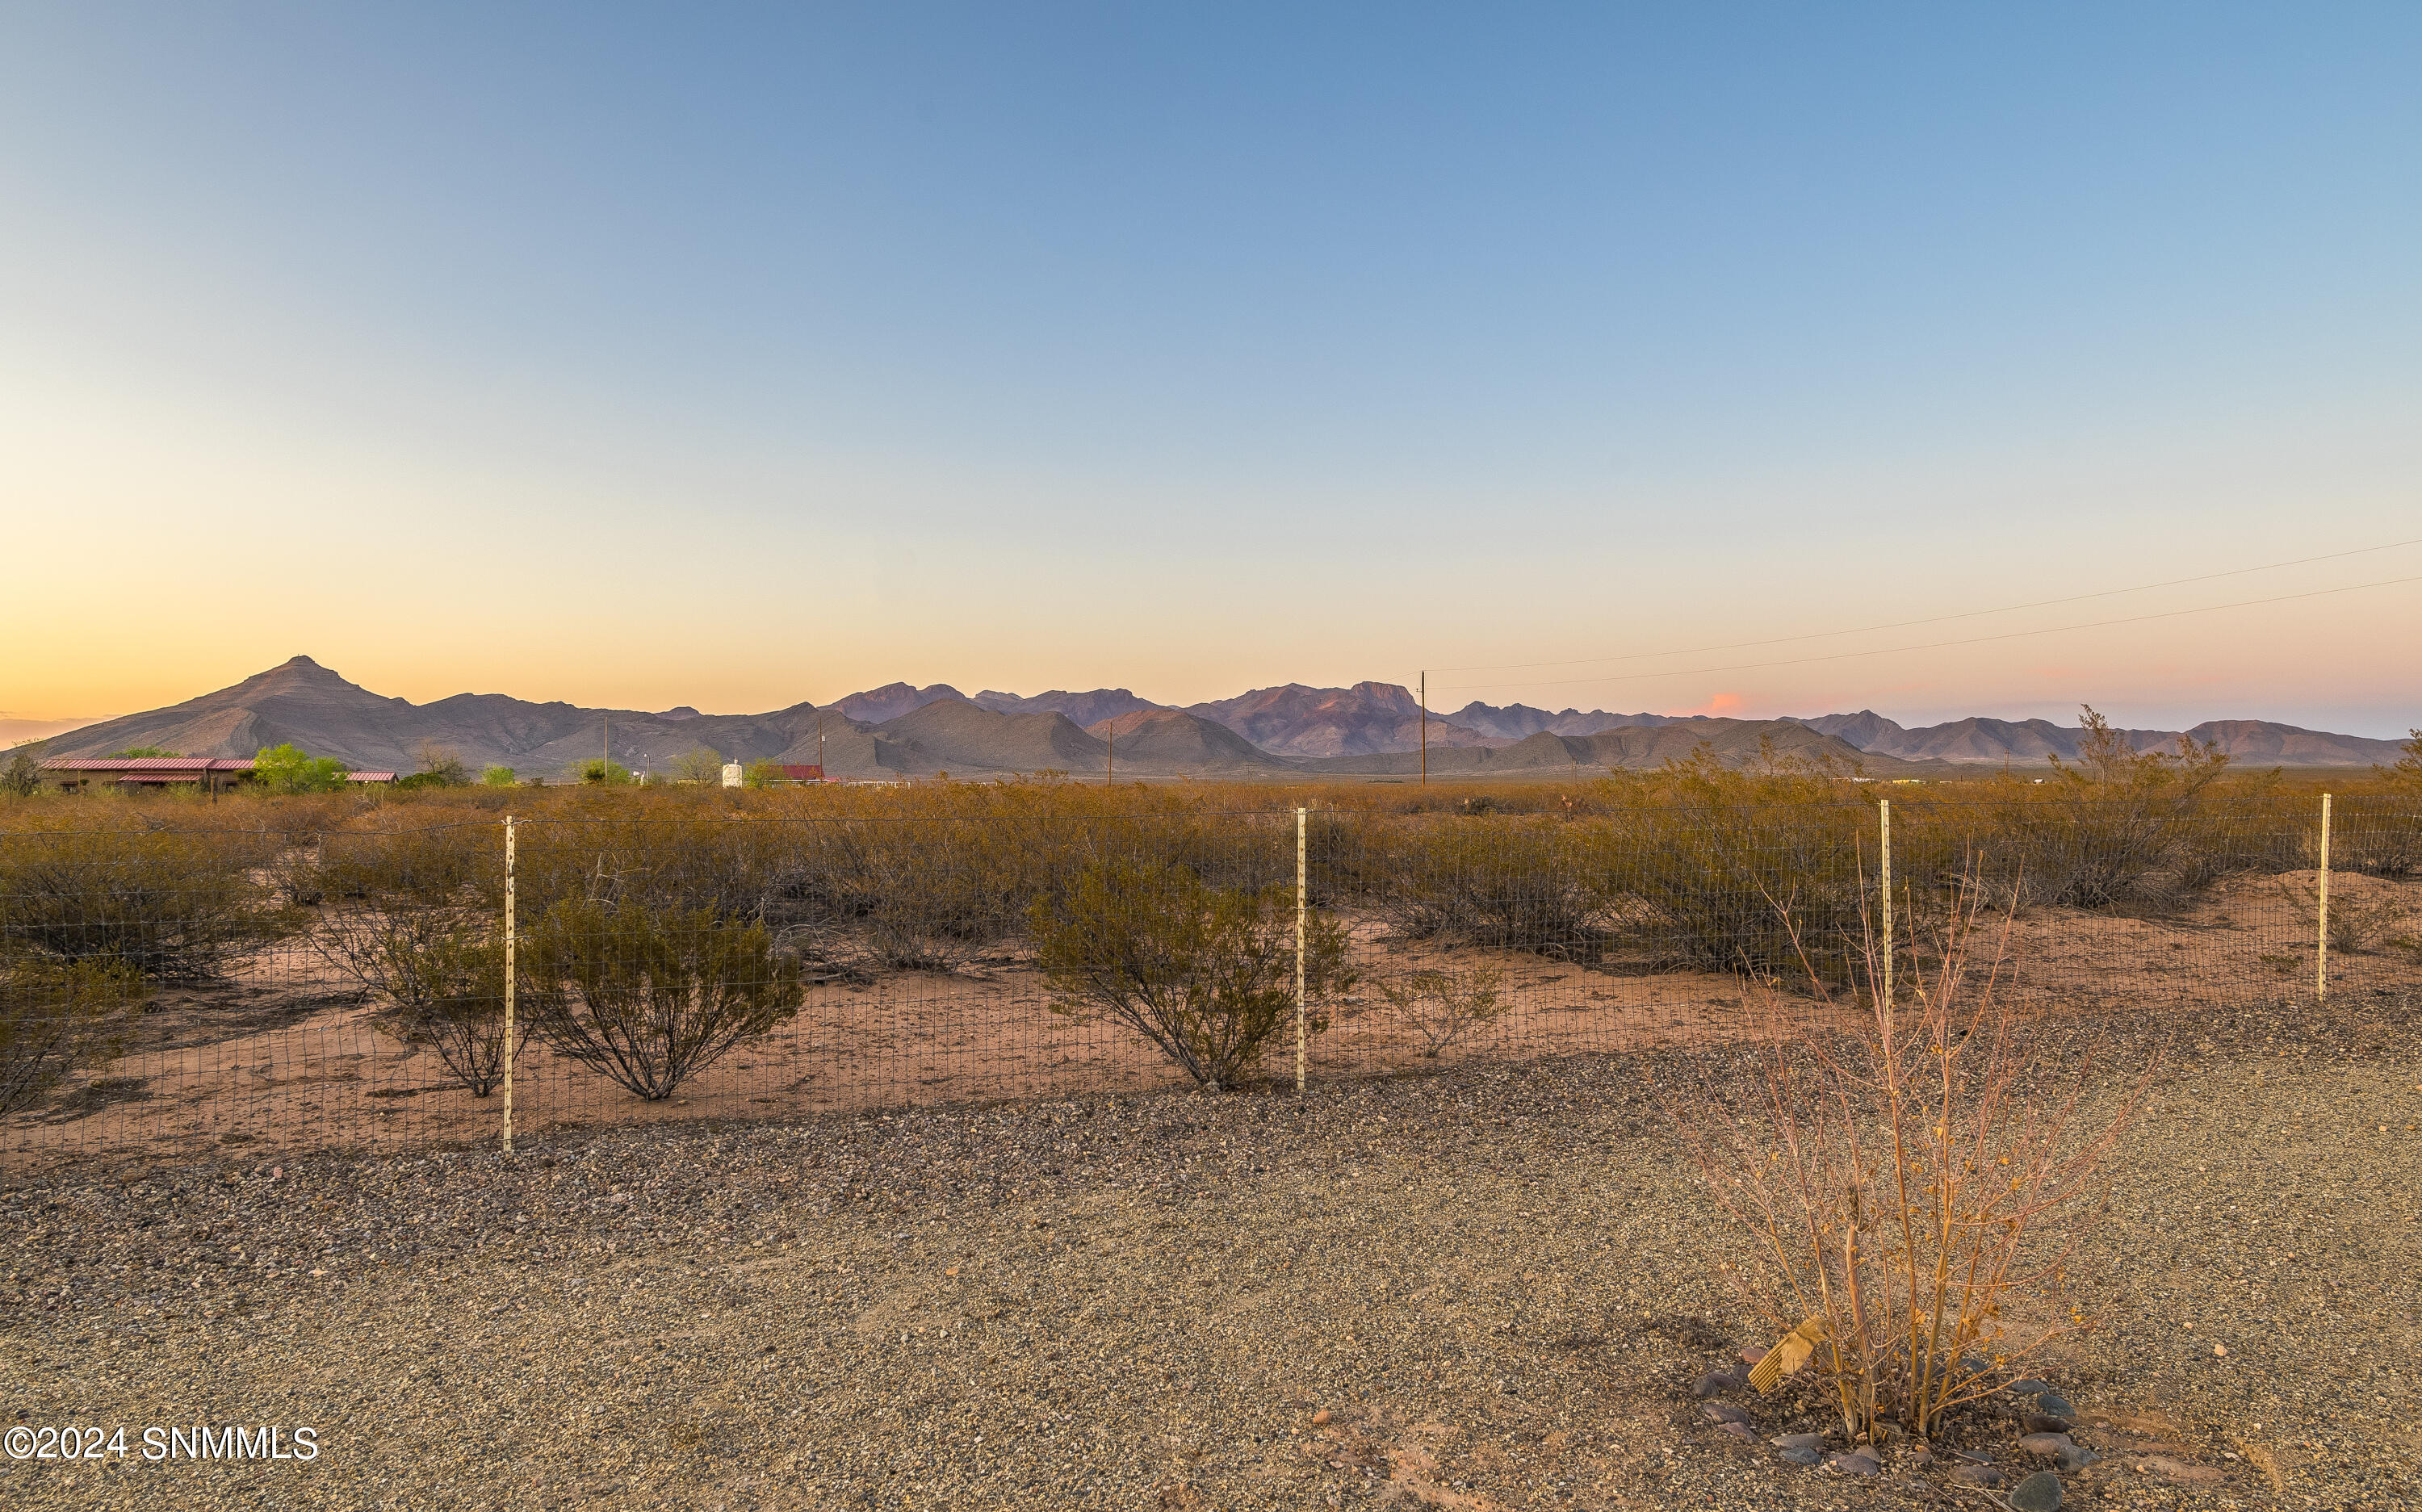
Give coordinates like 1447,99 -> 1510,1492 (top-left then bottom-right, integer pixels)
26,657 -> 2411,779
1784,710 -> 2407,768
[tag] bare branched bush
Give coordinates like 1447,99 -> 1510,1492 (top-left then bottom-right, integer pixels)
0,956 -> 145,1116
523,898 -> 800,1100
1662,877 -> 2148,1443
314,907 -> 527,1095
1374,964 -> 1504,1058
1033,860 -> 1354,1090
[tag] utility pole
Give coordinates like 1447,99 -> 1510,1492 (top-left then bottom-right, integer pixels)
1418,671 -> 1427,788
818,710 -> 825,776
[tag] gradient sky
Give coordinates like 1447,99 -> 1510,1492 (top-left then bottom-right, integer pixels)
4,4 -> 2418,736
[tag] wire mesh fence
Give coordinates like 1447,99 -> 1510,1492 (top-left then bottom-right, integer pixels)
3,792 -> 2417,1173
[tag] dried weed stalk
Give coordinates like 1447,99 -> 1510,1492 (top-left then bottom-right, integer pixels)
1665,874 -> 2152,1442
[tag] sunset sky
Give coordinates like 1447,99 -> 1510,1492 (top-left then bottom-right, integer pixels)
5,5 -> 2418,737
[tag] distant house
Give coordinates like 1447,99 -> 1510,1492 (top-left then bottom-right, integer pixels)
39,757 -> 256,794
40,756 -> 397,792
776,764 -> 826,783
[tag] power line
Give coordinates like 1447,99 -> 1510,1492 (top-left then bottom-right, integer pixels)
1431,535 -> 2422,675
1437,572 -> 2422,693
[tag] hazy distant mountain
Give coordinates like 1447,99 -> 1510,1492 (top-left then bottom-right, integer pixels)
2,714 -> 98,748
1787,709 -> 2407,766
1446,701 -> 1674,740
972,688 -> 1167,726
1186,682 -> 1500,757
830,682 -> 966,725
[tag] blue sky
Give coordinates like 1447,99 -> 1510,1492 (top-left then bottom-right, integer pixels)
4,4 -> 2418,733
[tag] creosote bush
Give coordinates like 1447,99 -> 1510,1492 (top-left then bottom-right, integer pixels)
0,956 -> 146,1116
0,822 -> 289,980
1033,859 -> 1353,1090
313,908 -> 526,1095
1373,963 -> 1504,1058
522,898 -> 799,1099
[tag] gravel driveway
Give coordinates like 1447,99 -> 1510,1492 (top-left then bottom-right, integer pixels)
3,994 -> 2415,1510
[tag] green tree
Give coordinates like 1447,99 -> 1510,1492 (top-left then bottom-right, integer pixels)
668,748 -> 727,785
253,743 -> 350,794
394,741 -> 469,789
744,759 -> 785,789
480,764 -> 518,787
577,758 -> 635,786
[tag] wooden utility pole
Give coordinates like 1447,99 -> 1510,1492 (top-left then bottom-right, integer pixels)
1418,671 -> 1427,788
818,710 -> 825,775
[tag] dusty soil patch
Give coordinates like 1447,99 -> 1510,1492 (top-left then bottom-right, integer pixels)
2,997 -> 2415,1510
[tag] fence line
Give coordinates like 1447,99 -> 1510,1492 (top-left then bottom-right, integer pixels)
2,793 -> 2416,1173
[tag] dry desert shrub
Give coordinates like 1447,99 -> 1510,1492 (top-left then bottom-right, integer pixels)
0,956 -> 146,1116
312,907 -> 527,1095
1033,859 -> 1353,1090
1373,963 -> 1505,1058
1360,816 -> 1607,959
522,898 -> 800,1100
0,821 -> 291,981
1591,748 -> 1879,979
1662,877 -> 2148,1442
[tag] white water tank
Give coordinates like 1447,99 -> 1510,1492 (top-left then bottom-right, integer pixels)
721,762 -> 744,789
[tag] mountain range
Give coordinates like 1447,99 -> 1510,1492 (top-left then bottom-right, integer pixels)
24,657 -> 2410,779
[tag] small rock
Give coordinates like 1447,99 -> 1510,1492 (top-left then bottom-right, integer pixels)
1310,1409 -> 1330,1426
2018,1432 -> 2074,1459
2056,1444 -> 2099,1472
1951,1448 -> 1994,1464
2034,1392 -> 2076,1420
1909,1445 -> 1935,1467
1953,1464 -> 2005,1488
2005,1377 -> 2051,1397
1828,1451 -> 1882,1476
1739,1347 -> 1767,1368
1960,1355 -> 1990,1375
1693,1370 -> 1742,1397
2008,1469 -> 2064,1511
1771,1433 -> 1825,1451
1777,1447 -> 1821,1467
1719,1421 -> 1757,1442
2024,1412 -> 2076,1434
1702,1402 -> 1750,1426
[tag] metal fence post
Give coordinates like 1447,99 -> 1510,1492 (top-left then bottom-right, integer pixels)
2316,793 -> 2332,1003
1878,798 -> 1893,1010
1295,806 -> 1307,1094
504,815 -> 516,1154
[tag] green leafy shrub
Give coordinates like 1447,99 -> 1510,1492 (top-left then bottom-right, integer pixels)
522,898 -> 799,1099
1033,859 -> 1353,1090
480,765 -> 518,788
0,956 -> 145,1116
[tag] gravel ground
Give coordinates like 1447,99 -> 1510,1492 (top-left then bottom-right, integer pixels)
2,995 -> 2415,1511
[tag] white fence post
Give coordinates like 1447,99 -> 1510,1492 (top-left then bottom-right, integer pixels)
504,814 -> 517,1155
1879,798 -> 1893,1009
1296,806 -> 1308,1094
2316,793 -> 2332,1003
